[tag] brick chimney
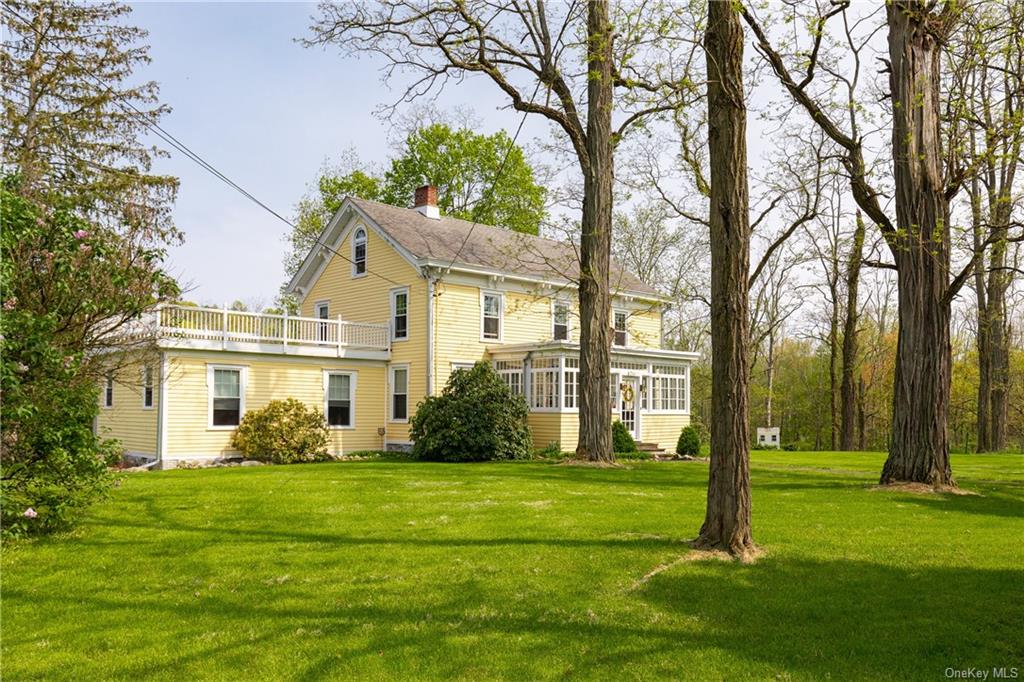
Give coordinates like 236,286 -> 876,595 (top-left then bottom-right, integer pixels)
414,184 -> 440,219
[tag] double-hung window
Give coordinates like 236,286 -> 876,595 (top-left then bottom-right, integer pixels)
325,372 -> 355,428
103,372 -> 114,408
391,366 -> 409,422
613,310 -> 628,347
352,228 -> 367,276
482,292 -> 502,341
209,365 -> 245,427
553,301 -> 570,341
142,366 -> 154,409
391,288 -> 408,341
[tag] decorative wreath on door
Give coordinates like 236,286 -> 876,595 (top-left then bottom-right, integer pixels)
620,382 -> 635,403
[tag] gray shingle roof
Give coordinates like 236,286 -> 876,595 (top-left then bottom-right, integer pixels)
350,197 -> 662,298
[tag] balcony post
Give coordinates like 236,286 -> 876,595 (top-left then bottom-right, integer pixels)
282,308 -> 289,351
222,303 -> 228,349
342,313 -> 350,356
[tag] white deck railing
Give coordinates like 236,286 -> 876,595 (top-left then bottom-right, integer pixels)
155,304 -> 390,352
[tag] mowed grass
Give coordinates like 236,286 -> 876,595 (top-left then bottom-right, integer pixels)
2,452 -> 1022,681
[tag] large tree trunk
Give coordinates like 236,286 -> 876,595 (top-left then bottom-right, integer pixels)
880,2 -> 955,487
839,211 -> 866,450
982,195 -> 1013,452
829,285 -> 840,450
575,0 -> 614,462
694,0 -> 756,557
972,173 -> 993,452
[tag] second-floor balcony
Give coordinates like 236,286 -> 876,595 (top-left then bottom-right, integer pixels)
154,304 -> 391,359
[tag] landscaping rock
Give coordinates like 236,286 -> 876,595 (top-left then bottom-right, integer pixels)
240,460 -> 264,467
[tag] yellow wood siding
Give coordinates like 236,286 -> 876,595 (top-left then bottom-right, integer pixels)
526,413 -> 562,451
626,307 -> 663,349
95,359 -> 159,456
301,219 -> 426,442
640,413 -> 691,452
163,350 -> 387,459
433,283 -> 568,388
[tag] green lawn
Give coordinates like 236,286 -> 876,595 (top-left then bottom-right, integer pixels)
3,452 -> 1022,680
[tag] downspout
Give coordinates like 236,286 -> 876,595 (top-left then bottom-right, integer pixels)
154,350 -> 169,469
426,268 -> 436,396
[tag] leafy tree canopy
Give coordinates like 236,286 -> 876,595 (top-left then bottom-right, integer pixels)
284,124 -> 546,279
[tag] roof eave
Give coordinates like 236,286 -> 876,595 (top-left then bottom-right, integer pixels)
420,259 -> 671,304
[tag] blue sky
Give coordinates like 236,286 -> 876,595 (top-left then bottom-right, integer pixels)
131,2 -> 548,306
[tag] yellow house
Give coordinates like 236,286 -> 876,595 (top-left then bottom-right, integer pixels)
96,186 -> 697,468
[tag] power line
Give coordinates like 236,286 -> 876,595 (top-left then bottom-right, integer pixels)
1,4 -> 404,288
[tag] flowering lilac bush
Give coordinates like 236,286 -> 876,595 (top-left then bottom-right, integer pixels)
1,180 -> 176,536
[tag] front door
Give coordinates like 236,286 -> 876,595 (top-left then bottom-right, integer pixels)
619,376 -> 639,438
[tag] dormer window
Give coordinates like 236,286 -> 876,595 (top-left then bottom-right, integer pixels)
352,228 -> 367,276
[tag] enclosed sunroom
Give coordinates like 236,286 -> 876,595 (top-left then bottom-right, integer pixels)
488,341 -> 697,453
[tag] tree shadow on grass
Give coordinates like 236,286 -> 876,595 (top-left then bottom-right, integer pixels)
4,557 -> 1021,680
875,487 -> 1024,520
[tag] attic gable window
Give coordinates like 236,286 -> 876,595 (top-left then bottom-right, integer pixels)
352,227 -> 367,277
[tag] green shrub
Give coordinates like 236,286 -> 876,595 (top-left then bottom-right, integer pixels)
676,425 -> 701,456
533,441 -> 562,459
616,449 -> 653,460
612,420 -> 638,453
231,398 -> 330,464
410,362 -> 531,462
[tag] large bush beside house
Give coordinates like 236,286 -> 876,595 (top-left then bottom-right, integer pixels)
1,185 -> 151,537
410,362 -> 531,462
231,398 -> 331,464
676,425 -> 702,456
612,420 -> 638,454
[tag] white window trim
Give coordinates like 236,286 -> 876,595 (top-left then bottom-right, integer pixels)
389,363 -> 410,423
314,301 -> 330,318
102,372 -> 114,409
142,366 -> 154,410
206,364 -> 248,430
450,361 -> 476,372
390,286 -> 409,342
351,227 -> 368,279
551,299 -> 571,342
323,370 -> 357,430
480,290 -> 504,343
613,308 -> 629,348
